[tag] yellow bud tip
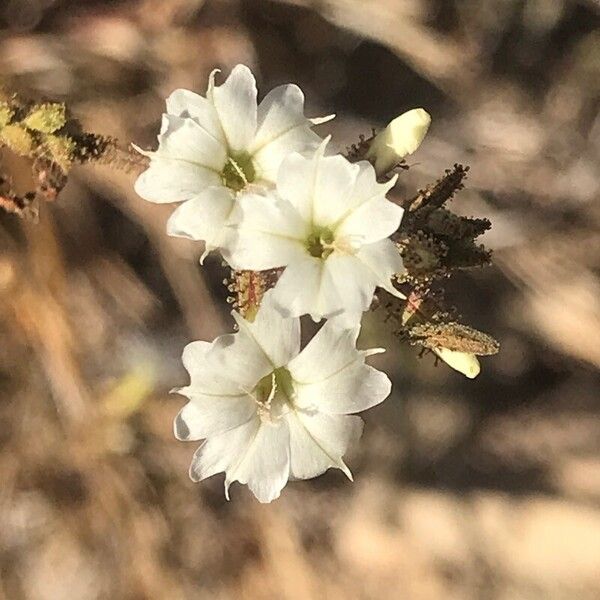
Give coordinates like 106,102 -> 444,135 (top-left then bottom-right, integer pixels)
367,108 -> 431,174
433,347 -> 481,379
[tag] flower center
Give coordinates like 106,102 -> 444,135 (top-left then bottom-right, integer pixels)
253,367 -> 295,423
306,227 -> 335,259
221,152 -> 256,192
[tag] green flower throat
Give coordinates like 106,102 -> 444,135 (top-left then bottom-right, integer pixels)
221,152 -> 256,192
306,226 -> 335,259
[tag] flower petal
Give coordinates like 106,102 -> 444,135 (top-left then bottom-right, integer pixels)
295,362 -> 391,415
134,158 -> 221,203
354,239 -> 405,298
252,83 -> 313,152
250,84 -> 321,181
209,64 -> 258,153
269,254 -> 372,322
174,396 -> 256,441
335,196 -> 403,244
288,318 -> 360,383
269,256 -> 324,318
181,329 -> 271,396
320,254 -> 376,318
276,142 -> 360,227
324,161 -> 394,227
189,417 -> 259,483
155,114 -> 227,171
228,192 -> 308,271
288,411 -> 363,480
166,187 -> 235,253
275,150 -> 318,223
225,420 -> 290,503
232,291 -> 301,369
285,411 -> 342,479
253,126 -> 321,183
311,154 -> 360,228
165,88 -> 226,146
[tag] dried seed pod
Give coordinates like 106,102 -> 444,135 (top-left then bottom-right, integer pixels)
408,321 -> 499,356
406,164 -> 469,214
228,268 -> 283,321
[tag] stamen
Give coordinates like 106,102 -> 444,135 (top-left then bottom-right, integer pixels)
251,368 -> 294,423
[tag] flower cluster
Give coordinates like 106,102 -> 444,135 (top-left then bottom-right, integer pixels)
134,65 -> 488,502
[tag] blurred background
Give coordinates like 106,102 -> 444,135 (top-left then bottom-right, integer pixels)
1,0 -> 600,598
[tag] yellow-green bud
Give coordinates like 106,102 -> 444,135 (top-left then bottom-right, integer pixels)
0,124 -> 34,155
24,103 -> 66,134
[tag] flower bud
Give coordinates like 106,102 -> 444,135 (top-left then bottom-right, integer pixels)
433,347 -> 480,379
367,108 -> 431,175
24,103 -> 66,134
0,124 -> 33,155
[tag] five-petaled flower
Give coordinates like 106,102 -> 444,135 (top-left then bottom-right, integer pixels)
134,64 -> 328,258
227,140 -> 405,324
173,294 -> 392,503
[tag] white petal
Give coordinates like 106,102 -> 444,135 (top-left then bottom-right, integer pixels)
155,114 -> 227,171
288,318 -> 360,383
433,348 -> 481,379
295,362 -> 391,415
134,158 -> 221,203
285,411 -> 343,479
166,187 -> 235,253
210,64 -> 258,153
232,291 -> 301,368
189,417 -> 259,482
335,197 -> 403,243
182,329 -> 271,396
165,88 -> 226,146
250,84 -> 321,181
270,254 -> 373,322
252,84 -> 312,152
366,108 -> 431,174
181,339 -> 212,372
275,142 -> 360,227
323,161 -> 395,228
269,257 -> 324,318
354,239 -> 405,298
320,254 -> 376,317
311,154 -> 360,228
274,152 -> 315,223
228,192 -> 308,271
253,126 -> 321,183
226,421 -> 290,503
289,411 -> 363,480
174,396 -> 256,441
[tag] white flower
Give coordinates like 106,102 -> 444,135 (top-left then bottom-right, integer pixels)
134,64 -> 328,257
173,294 -> 392,503
227,141 -> 405,324
366,108 -> 431,175
433,347 -> 481,379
